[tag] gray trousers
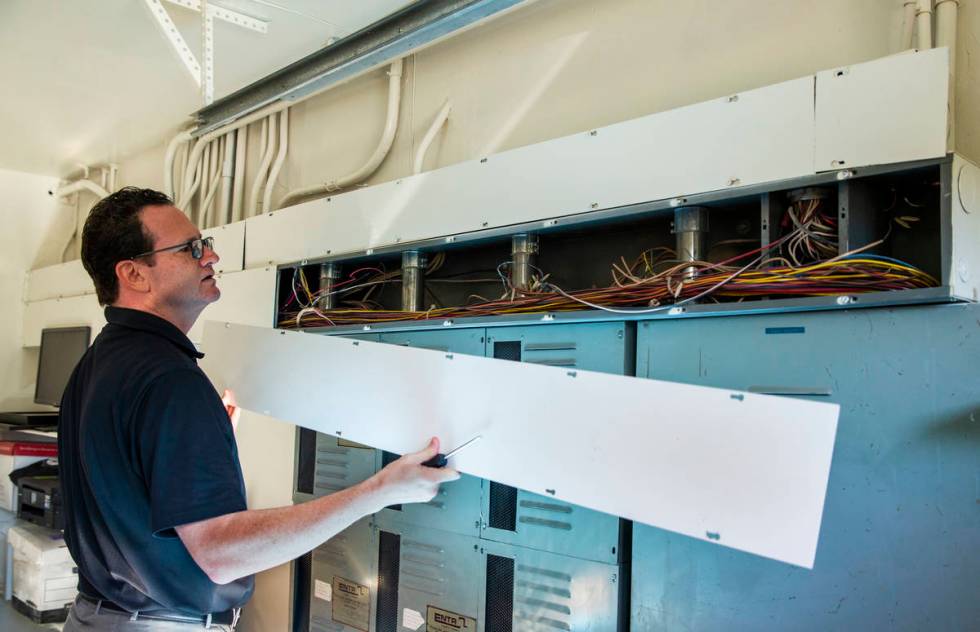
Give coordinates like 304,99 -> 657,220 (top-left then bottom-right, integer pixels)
63,596 -> 237,631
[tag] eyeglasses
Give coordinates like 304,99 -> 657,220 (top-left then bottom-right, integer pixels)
132,236 -> 215,261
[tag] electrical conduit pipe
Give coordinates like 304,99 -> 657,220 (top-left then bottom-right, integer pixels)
413,99 -> 452,175
278,59 -> 404,208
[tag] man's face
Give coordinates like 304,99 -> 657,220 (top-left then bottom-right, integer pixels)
137,204 -> 220,315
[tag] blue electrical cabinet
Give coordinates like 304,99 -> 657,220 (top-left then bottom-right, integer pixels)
480,322 -> 633,564
373,328 -> 487,537
630,304 -> 980,630
479,539 -> 626,632
374,522 -> 484,632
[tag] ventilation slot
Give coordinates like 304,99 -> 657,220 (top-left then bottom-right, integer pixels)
493,341 -> 522,362
485,554 -> 515,632
489,482 -> 519,531
381,451 -> 403,511
375,530 -> 401,632
296,428 -> 317,494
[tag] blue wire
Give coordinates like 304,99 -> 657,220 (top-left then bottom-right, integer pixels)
840,253 -> 917,268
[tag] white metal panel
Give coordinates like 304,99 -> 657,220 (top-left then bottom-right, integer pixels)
245,75 -> 815,267
188,266 -> 277,345
202,219 -> 246,274
950,154 -> 980,301
25,260 -> 94,302
201,322 -> 839,568
22,295 -> 105,347
815,48 -> 948,171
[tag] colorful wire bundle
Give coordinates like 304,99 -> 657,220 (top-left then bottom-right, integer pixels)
279,254 -> 936,328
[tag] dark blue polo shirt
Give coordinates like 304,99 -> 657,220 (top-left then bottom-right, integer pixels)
58,306 -> 254,615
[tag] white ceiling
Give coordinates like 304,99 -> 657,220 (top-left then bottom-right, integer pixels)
0,0 -> 414,178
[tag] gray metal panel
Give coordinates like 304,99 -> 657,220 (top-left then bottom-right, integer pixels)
486,321 -> 631,373
310,519 -> 378,632
373,329 -> 487,537
376,524 -> 484,632
378,328 -> 486,356
314,434 -> 379,497
631,303 -> 980,630
480,323 -> 631,563
478,539 -> 625,632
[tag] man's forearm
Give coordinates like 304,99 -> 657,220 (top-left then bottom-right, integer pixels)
176,477 -> 386,584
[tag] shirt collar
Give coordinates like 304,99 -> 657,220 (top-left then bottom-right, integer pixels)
104,306 -> 204,359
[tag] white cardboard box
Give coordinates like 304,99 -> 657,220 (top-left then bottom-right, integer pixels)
8,522 -> 77,612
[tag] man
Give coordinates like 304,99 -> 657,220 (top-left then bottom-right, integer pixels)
58,187 -> 459,630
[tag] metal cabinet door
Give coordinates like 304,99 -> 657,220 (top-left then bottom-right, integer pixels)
631,305 -> 980,631
480,322 -> 633,564
310,518 -> 378,632
375,525 -> 483,632
479,539 -> 625,632
374,328 -> 487,537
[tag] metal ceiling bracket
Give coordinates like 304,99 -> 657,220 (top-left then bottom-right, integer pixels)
163,0 -> 268,33
191,0 -> 530,137
144,0 -> 202,86
144,0 -> 269,102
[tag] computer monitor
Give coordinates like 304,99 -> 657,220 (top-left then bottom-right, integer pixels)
34,326 -> 90,407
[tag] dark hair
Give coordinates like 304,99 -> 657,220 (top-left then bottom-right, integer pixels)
81,187 -> 172,305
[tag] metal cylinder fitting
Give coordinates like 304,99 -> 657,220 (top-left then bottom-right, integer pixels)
787,187 -> 831,204
401,251 -> 427,312
510,233 -> 540,292
317,262 -> 341,310
673,206 -> 710,279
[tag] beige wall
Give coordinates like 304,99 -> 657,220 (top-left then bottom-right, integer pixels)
120,0 -> 980,199
0,168 -> 67,408
106,1 -> 979,630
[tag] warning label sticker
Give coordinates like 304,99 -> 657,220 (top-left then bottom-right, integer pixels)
331,576 -> 370,632
314,579 -> 331,602
426,605 -> 477,632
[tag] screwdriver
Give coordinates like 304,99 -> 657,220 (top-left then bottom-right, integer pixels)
422,435 -> 483,468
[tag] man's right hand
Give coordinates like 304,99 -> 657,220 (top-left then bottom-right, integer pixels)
368,437 -> 461,508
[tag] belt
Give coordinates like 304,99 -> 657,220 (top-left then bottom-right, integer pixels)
78,593 -> 240,628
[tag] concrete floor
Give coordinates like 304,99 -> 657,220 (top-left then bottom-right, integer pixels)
0,597 -> 62,631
